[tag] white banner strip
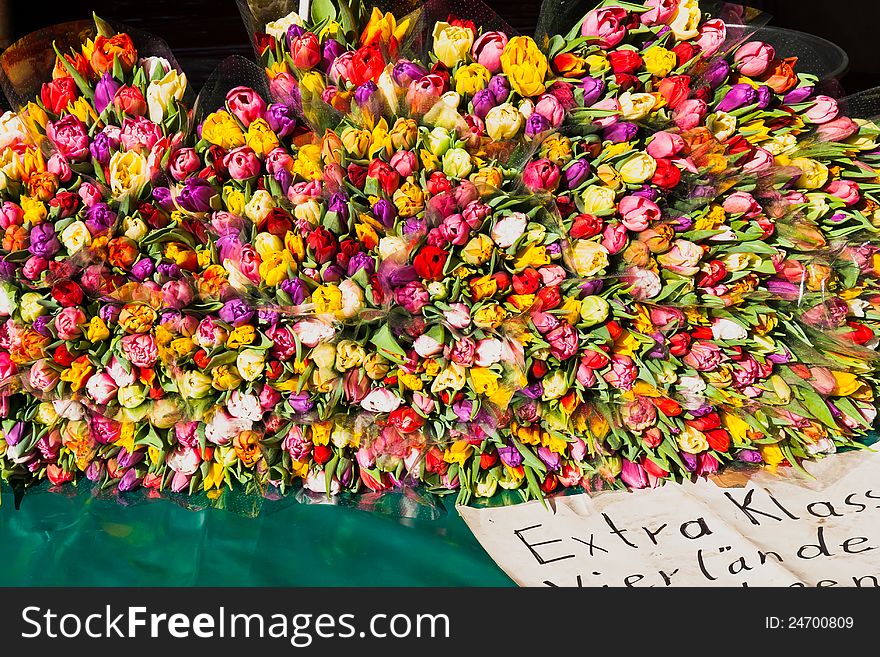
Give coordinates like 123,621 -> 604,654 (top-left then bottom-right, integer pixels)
459,448 -> 880,587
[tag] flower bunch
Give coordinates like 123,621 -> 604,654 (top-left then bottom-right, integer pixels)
1,0 -> 880,506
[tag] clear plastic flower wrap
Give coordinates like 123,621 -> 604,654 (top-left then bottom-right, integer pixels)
2,0 -> 880,519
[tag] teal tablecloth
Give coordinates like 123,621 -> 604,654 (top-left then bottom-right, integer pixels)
0,484 -> 513,586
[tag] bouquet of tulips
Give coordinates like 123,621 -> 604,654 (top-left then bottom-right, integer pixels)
1,0 -> 879,510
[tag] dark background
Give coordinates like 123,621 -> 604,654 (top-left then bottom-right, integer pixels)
1,0 -> 879,96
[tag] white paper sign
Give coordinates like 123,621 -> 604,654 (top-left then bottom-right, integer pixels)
459,448 -> 880,587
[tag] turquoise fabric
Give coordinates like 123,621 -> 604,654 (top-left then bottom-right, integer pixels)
0,484 -> 513,586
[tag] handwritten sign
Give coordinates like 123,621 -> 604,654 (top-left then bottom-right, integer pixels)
459,448 -> 880,587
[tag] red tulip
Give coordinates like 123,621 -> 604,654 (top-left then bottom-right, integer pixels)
642,457 -> 669,478
367,159 -> 401,195
608,49 -> 643,74
388,407 -> 424,433
53,344 -> 76,367
51,280 -> 84,307
651,158 -> 681,188
290,33 -> 321,70
706,428 -> 731,453
668,332 -> 691,357
685,412 -> 721,431
113,85 -> 147,116
313,444 -> 333,465
653,397 -> 682,417
413,245 -> 449,280
427,171 -> 451,195
306,226 -> 338,264
425,446 -> 446,473
40,77 -> 78,115
570,213 -> 603,238
696,260 -> 727,287
348,45 -> 385,86
658,75 -> 691,109
513,268 -> 541,294
531,360 -> 548,378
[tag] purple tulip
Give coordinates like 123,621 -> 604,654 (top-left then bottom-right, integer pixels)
537,446 -> 561,472
257,308 -> 280,326
564,159 -> 591,189
767,347 -> 793,364
215,233 -> 242,262
680,451 -> 698,472
452,400 -> 474,422
160,309 -> 182,326
33,316 -> 51,337
402,217 -> 426,236
99,304 -> 121,324
322,263 -> 344,282
671,215 -> 695,232
0,260 -> 14,280
95,72 -> 121,114
274,168 -> 292,191
487,75 -> 510,103
334,462 -> 351,487
118,469 -> 141,492
4,421 -> 23,447
285,24 -> 305,46
784,86 -> 813,104
320,38 -> 345,72
86,461 -> 105,482
347,252 -> 374,276
472,89 -> 496,119
219,298 -> 254,326
525,113 -> 551,137
385,263 -> 418,288
498,443 -> 523,468
580,76 -> 606,106
130,258 -> 155,281
647,334 -> 667,359
152,187 -> 175,212
266,103 -> 296,137
602,121 -> 638,143
391,60 -> 427,87
372,198 -> 397,227
328,192 -> 349,221
756,85 -> 772,110
520,382 -> 543,399
177,177 -> 216,213
28,223 -> 60,257
355,81 -> 378,106
690,403 -> 713,418
716,83 -> 757,112
84,203 -> 117,235
737,449 -> 763,464
579,279 -> 604,295
633,185 -> 659,201
89,131 -> 115,164
766,278 -> 801,300
288,393 -> 314,414
704,59 -> 730,89
280,278 -> 307,305
691,184 -> 717,200
157,263 -> 182,281
117,448 -> 144,469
